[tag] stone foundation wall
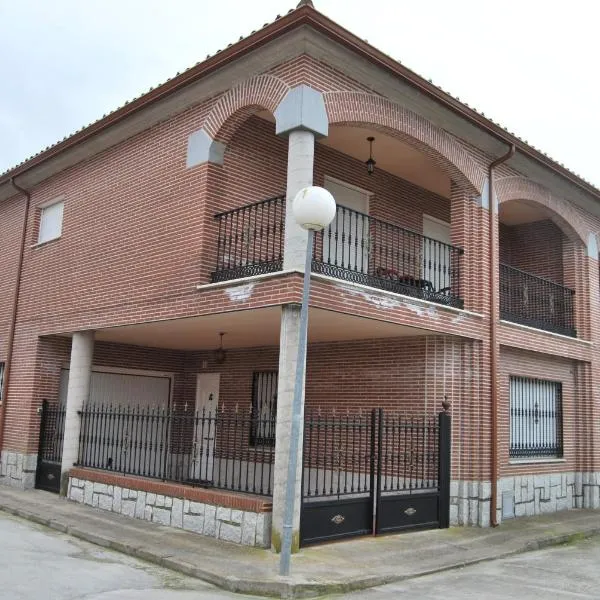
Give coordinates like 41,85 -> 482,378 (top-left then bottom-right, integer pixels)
67,477 -> 271,547
0,452 -> 37,489
451,473 -> 600,527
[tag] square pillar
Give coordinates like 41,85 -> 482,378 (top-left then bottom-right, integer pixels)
60,330 -> 94,495
272,305 -> 304,552
283,129 -> 315,271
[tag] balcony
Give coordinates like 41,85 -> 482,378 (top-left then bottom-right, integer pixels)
312,205 -> 464,308
212,198 -> 464,309
500,263 -> 576,337
212,196 -> 285,283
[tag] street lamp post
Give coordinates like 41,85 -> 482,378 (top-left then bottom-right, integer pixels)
279,186 -> 336,577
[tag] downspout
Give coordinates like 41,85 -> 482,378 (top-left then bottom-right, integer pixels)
0,178 -> 31,452
489,144 -> 515,527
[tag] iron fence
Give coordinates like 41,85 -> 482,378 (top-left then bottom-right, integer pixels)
500,263 -> 576,337
38,400 -> 66,464
211,195 -> 285,282
302,408 -> 442,501
77,404 -> 275,496
312,205 -> 464,308
377,411 -> 440,495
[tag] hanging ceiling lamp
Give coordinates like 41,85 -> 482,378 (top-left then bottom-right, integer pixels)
366,136 -> 376,175
214,332 -> 227,364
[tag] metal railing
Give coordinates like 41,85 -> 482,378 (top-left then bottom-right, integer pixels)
500,263 -> 576,337
509,376 -> 563,459
312,205 -> 464,308
38,400 -> 66,464
211,196 -> 285,282
77,405 -> 275,496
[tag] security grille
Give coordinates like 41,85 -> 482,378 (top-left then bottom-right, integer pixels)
510,376 -> 563,458
250,371 -> 277,446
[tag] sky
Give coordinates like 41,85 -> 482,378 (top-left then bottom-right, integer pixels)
1,0 -> 598,187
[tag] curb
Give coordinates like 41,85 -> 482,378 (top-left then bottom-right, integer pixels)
2,501 -> 600,599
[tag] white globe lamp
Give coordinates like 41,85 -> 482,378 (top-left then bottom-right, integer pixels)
292,186 -> 336,231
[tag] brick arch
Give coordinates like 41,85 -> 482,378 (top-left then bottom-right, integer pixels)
495,176 -> 589,246
203,74 -> 291,144
324,91 -> 486,196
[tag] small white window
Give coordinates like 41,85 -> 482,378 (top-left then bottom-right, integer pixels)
38,201 -> 64,244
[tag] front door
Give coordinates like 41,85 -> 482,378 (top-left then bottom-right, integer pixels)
190,373 -> 220,483
422,215 -> 452,292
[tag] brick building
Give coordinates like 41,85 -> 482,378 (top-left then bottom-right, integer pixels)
1,2 -> 599,550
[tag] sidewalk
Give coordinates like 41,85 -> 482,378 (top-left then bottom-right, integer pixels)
1,487 -> 599,599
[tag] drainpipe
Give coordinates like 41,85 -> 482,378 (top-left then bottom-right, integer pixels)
0,178 -> 31,452
489,144 -> 515,527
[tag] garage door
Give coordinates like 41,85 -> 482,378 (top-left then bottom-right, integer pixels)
60,369 -> 172,474
59,369 -> 171,408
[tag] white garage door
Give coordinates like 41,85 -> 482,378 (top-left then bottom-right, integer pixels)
59,369 -> 171,408
60,369 -> 172,476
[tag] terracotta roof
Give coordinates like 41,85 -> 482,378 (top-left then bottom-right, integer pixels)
2,2 -> 598,200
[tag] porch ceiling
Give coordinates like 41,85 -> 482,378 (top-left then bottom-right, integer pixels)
500,201 -> 553,226
92,307 -> 429,351
257,113 -> 450,198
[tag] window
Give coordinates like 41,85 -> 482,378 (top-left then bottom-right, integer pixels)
250,371 -> 277,446
38,201 -> 64,244
510,376 -> 563,459
0,363 -> 4,403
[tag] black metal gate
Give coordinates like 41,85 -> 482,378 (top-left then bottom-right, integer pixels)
300,407 -> 451,546
35,400 -> 66,493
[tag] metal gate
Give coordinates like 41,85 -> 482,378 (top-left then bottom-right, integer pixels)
300,407 -> 451,546
35,400 -> 66,493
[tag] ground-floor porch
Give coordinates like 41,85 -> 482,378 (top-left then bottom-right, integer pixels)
2,306 -> 599,549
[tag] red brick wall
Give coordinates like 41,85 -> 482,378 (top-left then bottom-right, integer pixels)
499,220 -> 564,283
0,194 -> 25,361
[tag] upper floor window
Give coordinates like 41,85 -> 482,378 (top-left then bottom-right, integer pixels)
510,376 -> 563,459
38,200 -> 64,244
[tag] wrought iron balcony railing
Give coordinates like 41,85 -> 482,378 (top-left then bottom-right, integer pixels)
500,263 -> 576,337
212,195 -> 285,282
312,205 -> 464,308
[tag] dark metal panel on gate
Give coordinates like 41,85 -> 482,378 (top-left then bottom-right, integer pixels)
301,497 -> 373,545
35,400 -> 66,494
377,492 -> 439,533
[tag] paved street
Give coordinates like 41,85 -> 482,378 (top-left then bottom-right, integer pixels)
0,511 -> 257,600
2,509 -> 600,599
338,536 -> 600,599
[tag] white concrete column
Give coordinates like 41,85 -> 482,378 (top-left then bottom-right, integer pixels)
60,330 -> 94,495
271,304 -> 304,552
283,129 -> 315,271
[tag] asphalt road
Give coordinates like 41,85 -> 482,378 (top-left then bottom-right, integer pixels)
2,510 -> 599,600
337,535 -> 600,599
0,511 -> 256,600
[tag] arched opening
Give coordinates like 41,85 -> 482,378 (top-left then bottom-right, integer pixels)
498,199 -> 581,336
310,122 -> 474,308
207,109 -> 288,283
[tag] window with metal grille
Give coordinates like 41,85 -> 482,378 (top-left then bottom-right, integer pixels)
0,363 -> 4,403
250,371 -> 277,446
510,376 -> 563,459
